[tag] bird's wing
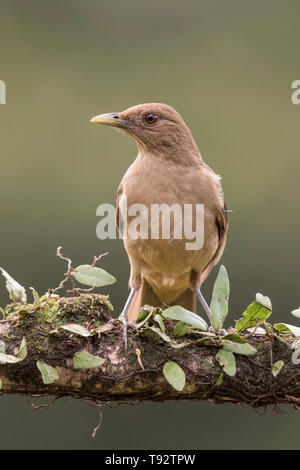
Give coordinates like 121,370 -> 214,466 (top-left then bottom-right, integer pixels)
201,198 -> 229,283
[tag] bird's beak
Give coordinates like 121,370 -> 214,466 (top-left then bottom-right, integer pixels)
90,112 -> 130,128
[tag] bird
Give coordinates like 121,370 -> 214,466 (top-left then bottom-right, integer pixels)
91,103 -> 228,346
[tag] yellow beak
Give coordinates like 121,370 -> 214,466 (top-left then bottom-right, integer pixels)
90,112 -> 129,128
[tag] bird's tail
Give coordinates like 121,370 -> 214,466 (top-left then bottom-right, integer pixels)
127,280 -> 196,322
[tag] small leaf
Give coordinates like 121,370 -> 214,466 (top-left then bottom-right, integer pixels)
291,308 -> 300,319
163,361 -> 186,391
137,309 -> 148,322
162,305 -> 208,331
136,311 -> 153,329
217,373 -> 224,386
291,349 -> 300,365
216,349 -> 236,376
36,361 -> 59,384
72,265 -> 116,287
0,307 -> 5,319
153,314 -> 166,333
148,326 -> 172,342
30,287 -> 41,309
95,323 -> 114,334
222,333 -> 247,344
0,353 -> 23,364
17,337 -> 27,360
174,321 -> 189,337
292,339 -> 300,350
0,341 -> 5,364
169,341 -> 190,349
59,324 -> 91,337
235,296 -> 272,332
0,378 -> 2,389
246,326 -> 266,335
273,323 -> 300,337
272,360 -> 284,377
0,268 -> 27,304
210,265 -> 230,331
221,340 -> 257,356
190,330 -> 217,337
73,351 -> 106,369
255,293 -> 272,310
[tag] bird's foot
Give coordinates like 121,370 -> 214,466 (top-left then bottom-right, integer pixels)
115,312 -> 138,349
208,326 -> 227,336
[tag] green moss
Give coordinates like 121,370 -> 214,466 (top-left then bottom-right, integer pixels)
2,293 -> 113,356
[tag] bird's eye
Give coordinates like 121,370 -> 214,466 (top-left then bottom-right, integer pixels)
145,113 -> 158,124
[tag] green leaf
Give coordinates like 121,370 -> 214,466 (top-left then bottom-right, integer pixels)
163,361 -> 186,391
148,326 -> 172,342
210,265 -> 230,331
217,373 -> 224,386
137,309 -> 148,322
36,361 -> 59,384
162,305 -> 208,331
0,268 -> 27,304
215,349 -> 236,376
272,360 -> 284,377
0,307 -> 6,319
153,314 -> 166,333
73,351 -> 106,369
235,296 -> 272,332
174,321 -> 189,337
255,293 -> 272,310
17,337 -> 27,360
136,311 -> 153,329
72,265 -> 116,287
0,353 -> 23,364
291,308 -> 300,319
222,333 -> 247,344
59,324 -> 91,337
273,323 -> 300,337
30,287 -> 41,309
0,378 -> 2,389
221,340 -> 257,356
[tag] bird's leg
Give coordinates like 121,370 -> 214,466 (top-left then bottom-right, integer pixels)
118,287 -> 139,348
190,270 -> 213,327
195,288 -> 226,335
195,288 -> 213,327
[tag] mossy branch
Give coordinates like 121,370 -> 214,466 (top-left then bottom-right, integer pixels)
0,293 -> 299,409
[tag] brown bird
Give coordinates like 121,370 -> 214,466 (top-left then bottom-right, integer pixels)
91,103 -> 228,346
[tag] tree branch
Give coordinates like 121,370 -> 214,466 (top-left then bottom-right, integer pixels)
0,293 -> 299,409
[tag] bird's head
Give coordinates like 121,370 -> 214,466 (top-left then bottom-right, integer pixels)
90,103 -> 200,161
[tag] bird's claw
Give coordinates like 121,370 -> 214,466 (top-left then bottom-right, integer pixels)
208,326 -> 227,336
108,313 -> 138,348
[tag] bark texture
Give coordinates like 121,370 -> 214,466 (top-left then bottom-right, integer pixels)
0,294 -> 299,409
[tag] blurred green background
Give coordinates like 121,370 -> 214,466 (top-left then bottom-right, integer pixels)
0,0 -> 299,450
